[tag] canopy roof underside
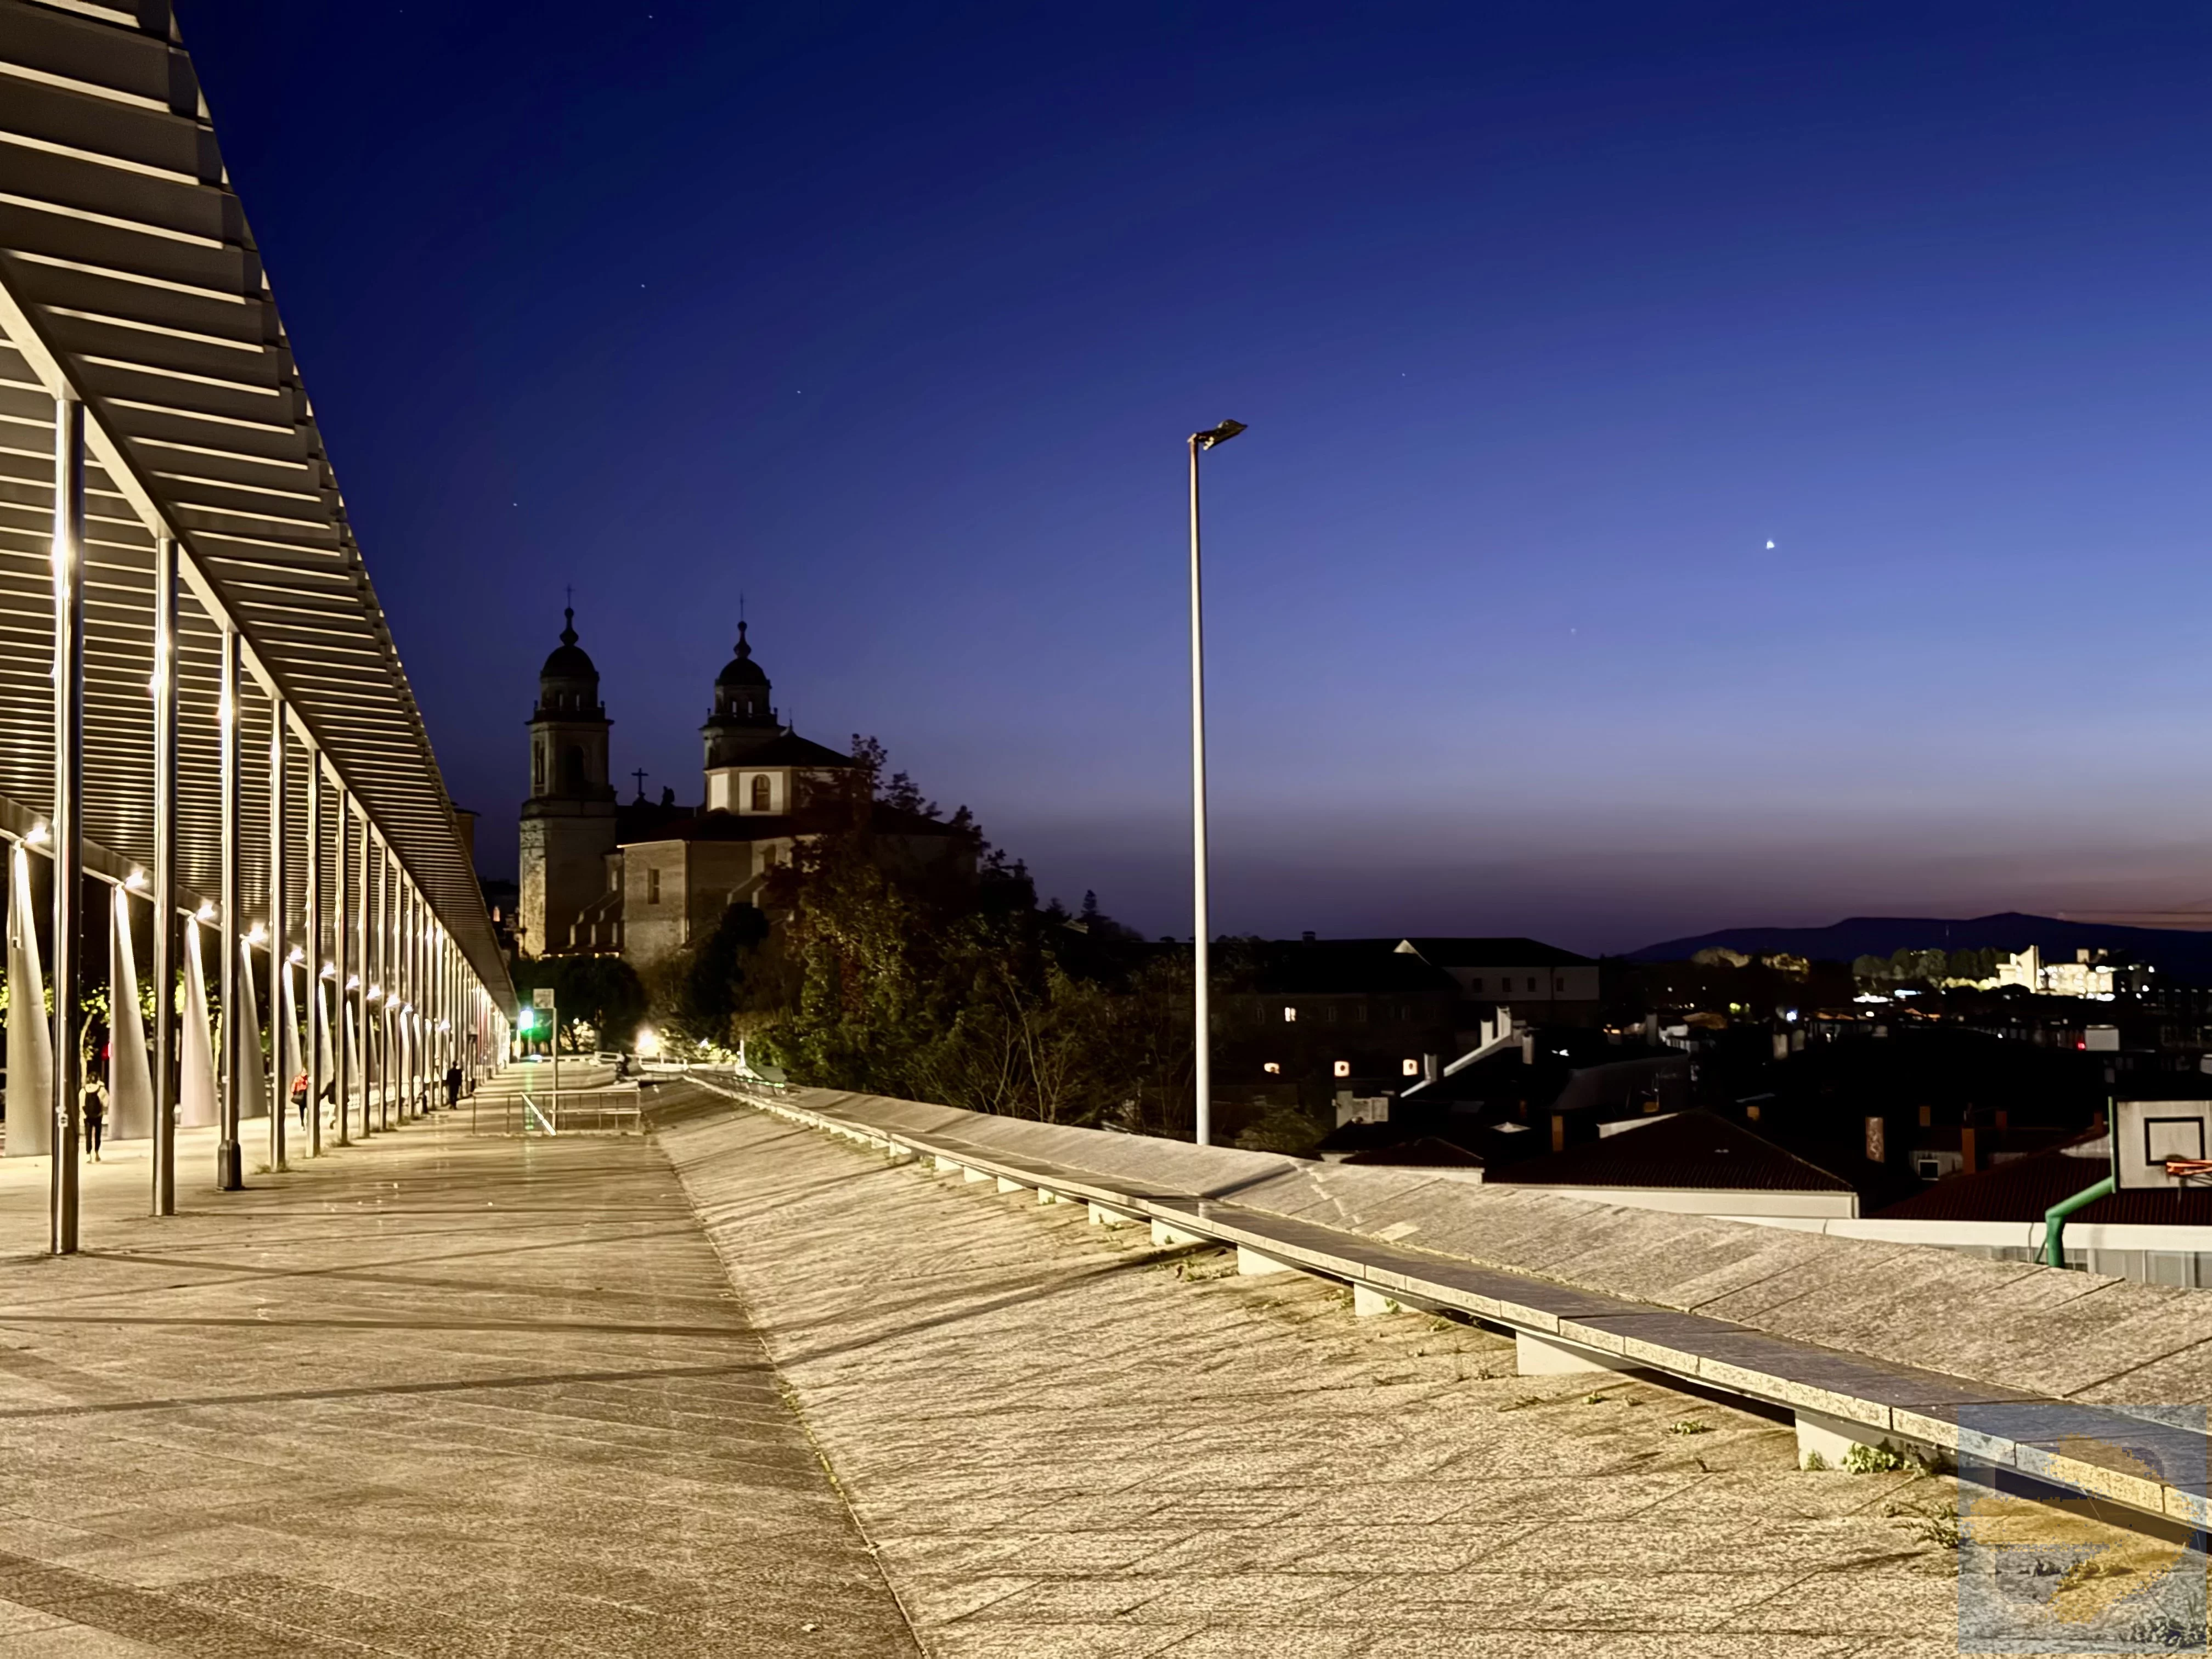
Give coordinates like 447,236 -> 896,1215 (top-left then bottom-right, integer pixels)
0,0 -> 510,1007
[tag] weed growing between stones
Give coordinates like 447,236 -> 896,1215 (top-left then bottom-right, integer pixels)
1669,1419 -> 1712,1436
1842,1439 -> 1948,1476
1885,1499 -> 1961,1549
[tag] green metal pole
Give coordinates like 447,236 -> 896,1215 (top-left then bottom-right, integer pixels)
2042,1176 -> 2114,1269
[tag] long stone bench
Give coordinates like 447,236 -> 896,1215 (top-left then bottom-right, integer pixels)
692,1077 -> 2211,1529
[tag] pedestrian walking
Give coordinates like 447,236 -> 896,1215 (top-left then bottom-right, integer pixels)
82,1078 -> 106,1162
444,1063 -> 462,1109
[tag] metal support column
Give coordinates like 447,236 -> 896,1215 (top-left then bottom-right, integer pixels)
375,843 -> 390,1131
267,698 -> 287,1173
49,393 -> 84,1255
332,785 -> 351,1147
402,881 -> 417,1115
216,626 -> 241,1191
150,533 -> 177,1215
304,753 -> 323,1157
357,816 -> 371,1138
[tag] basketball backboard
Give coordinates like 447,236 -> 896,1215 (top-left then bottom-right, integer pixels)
2113,1099 -> 2212,1189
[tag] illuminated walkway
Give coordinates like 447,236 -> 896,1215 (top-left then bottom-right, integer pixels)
0,1087 -> 1971,1657
0,1104 -> 916,1657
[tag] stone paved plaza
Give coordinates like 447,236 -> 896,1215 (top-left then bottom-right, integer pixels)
0,1086 -> 1974,1656
0,1100 -> 914,1657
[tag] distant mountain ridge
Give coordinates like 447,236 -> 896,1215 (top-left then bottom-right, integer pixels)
1628,912 -> 2212,980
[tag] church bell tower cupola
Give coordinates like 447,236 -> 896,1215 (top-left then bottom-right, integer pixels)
528,608 -> 614,803
701,619 -> 783,769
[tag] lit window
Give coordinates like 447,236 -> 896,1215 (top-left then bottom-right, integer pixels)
1262,1062 -> 1282,1075
1283,1007 -> 1297,1023
1332,1060 -> 1351,1078
1402,1059 -> 1419,1076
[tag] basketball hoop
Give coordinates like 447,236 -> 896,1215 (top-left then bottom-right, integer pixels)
2163,1158 -> 2212,1184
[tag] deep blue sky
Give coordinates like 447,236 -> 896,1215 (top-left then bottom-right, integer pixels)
185,3 -> 2212,951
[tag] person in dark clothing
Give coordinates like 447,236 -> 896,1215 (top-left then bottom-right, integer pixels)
82,1082 -> 105,1162
444,1064 -> 462,1109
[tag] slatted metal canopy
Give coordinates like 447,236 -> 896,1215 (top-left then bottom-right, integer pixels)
0,0 -> 512,1011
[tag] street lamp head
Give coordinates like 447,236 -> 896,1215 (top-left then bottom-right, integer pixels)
1193,419 -> 1247,451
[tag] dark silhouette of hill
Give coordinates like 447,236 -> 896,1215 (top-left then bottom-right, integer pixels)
1628,912 -> 2212,980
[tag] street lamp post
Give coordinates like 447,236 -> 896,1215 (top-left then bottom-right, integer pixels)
1187,417 -> 1245,1147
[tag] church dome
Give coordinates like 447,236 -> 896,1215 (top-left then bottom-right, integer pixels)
715,619 -> 769,689
541,608 -> 597,680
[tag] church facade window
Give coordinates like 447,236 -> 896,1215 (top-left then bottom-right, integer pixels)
751,775 -> 771,812
647,868 -> 661,904
563,746 -> 585,794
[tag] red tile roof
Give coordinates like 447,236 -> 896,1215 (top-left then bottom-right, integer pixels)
1875,1133 -> 2212,1224
1483,1109 -> 1854,1194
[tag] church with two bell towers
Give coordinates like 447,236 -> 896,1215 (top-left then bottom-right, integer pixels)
517,611 -> 861,968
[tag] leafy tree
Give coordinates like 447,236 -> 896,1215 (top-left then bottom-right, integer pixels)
1236,1104 -> 1326,1156
510,955 -> 647,1053
706,737 -> 1199,1131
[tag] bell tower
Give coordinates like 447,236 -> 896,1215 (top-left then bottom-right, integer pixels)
518,610 -> 617,957
701,619 -> 781,769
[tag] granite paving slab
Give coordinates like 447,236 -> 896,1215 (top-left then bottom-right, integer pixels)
0,1106 -> 918,1657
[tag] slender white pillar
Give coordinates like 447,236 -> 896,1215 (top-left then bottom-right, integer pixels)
150,533 -> 177,1213
332,785 -> 351,1147
179,913 -> 217,1130
50,392 -> 86,1252
6,845 -> 52,1157
304,754 -> 323,1156
216,627 -> 242,1190
267,696 -> 287,1173
108,887 -> 154,1141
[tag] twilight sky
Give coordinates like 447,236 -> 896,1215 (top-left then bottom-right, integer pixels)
184,3 -> 2212,952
